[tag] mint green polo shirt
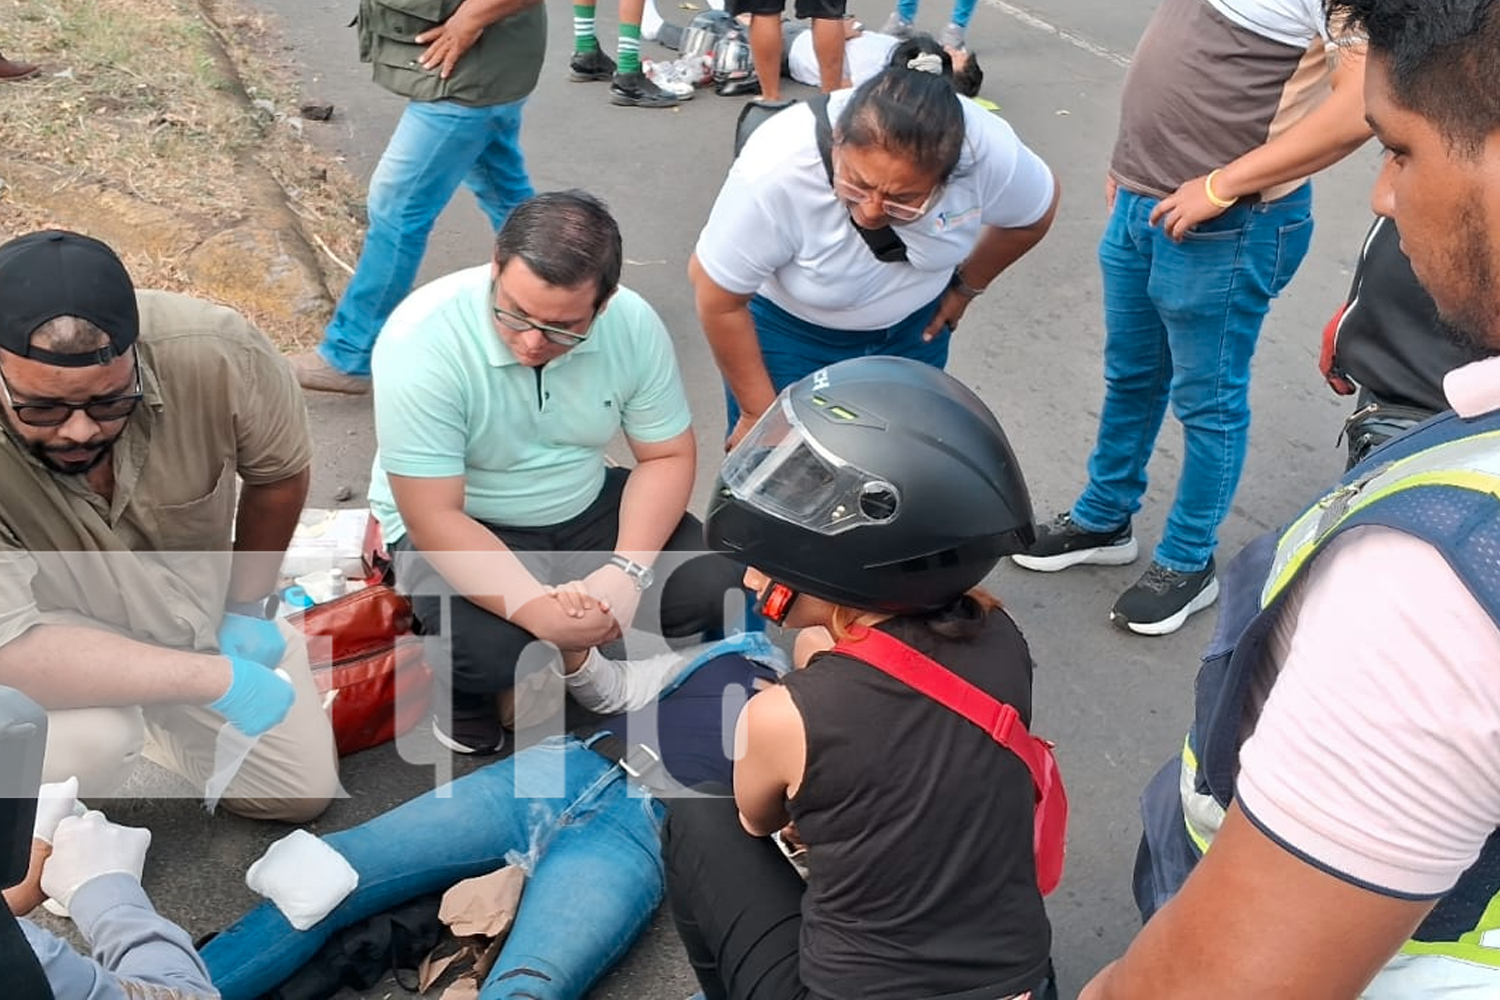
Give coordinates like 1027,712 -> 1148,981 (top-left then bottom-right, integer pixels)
368,265 -> 692,541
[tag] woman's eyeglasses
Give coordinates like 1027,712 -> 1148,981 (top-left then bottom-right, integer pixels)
832,177 -> 945,224
0,361 -> 144,427
490,281 -> 593,347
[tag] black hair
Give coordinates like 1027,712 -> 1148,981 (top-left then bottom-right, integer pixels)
492,190 -> 622,309
953,51 -> 983,99
885,34 -> 983,99
1327,0 -> 1500,155
837,65 -> 966,181
887,34 -> 954,78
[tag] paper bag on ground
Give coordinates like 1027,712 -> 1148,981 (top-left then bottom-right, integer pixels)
439,865 -> 525,940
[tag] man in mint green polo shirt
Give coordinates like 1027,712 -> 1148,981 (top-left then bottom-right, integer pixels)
369,190 -> 745,754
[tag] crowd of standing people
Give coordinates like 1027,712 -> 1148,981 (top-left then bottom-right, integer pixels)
4,0 -> 1500,998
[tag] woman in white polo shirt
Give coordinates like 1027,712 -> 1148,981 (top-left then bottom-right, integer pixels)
691,63 -> 1058,446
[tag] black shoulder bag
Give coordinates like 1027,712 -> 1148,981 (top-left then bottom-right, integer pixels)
732,95 -> 908,264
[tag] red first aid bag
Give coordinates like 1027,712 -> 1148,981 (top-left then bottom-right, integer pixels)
287,584 -> 431,757
833,629 -> 1068,895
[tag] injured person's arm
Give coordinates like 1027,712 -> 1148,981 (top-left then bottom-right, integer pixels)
559,633 -> 789,714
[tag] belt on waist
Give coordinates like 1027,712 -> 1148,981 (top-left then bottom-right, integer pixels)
585,732 -> 674,794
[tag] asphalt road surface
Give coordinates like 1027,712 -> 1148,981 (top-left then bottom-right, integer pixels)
75,0 -> 1386,996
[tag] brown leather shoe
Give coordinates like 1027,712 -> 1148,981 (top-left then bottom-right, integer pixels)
288,350 -> 370,395
0,58 -> 40,81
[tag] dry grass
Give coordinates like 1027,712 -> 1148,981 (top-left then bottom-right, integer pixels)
0,0 -> 365,347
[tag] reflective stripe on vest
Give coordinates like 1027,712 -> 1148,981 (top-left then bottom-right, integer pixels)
1179,734 -> 1219,855
1263,430 -> 1500,607
1181,428 -> 1500,978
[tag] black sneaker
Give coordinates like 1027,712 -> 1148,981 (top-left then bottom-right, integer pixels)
1012,512 -> 1138,572
609,70 -> 681,107
431,694 -> 506,755
1110,560 -> 1219,636
569,48 -> 617,82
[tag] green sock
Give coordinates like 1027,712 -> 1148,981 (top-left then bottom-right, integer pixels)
573,4 -> 598,53
617,22 -> 642,74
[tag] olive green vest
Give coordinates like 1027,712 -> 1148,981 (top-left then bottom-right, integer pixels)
357,0 -> 546,106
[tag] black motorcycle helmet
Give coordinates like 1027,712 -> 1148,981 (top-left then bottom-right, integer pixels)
707,356 -> 1035,616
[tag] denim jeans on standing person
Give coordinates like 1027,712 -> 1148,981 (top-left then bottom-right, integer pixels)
895,0 -> 977,27
726,294 -> 950,427
1070,183 -> 1315,573
200,737 -> 665,1000
318,97 -> 535,378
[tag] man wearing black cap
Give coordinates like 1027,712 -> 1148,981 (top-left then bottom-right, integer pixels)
0,230 -> 339,823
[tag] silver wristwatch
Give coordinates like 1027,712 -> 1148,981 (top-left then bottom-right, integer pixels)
608,554 -> 655,591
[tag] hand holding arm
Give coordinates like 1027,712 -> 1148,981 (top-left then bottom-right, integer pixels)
389,474 -> 621,649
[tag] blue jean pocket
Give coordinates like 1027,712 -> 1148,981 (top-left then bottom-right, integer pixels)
1271,214 -> 1315,294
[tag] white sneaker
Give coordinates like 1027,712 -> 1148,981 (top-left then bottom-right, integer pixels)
938,21 -> 966,50
881,11 -> 914,38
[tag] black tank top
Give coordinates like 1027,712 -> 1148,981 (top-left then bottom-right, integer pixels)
781,610 -> 1052,1000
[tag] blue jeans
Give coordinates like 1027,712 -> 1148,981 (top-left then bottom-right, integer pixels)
895,0 -> 976,26
1071,184 -> 1314,573
201,737 -> 665,1000
727,294 -> 950,427
319,98 -> 534,378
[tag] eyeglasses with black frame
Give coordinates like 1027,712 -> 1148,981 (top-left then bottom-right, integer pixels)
0,359 -> 144,427
489,279 -> 594,348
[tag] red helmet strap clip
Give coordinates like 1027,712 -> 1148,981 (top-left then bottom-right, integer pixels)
757,581 -> 799,625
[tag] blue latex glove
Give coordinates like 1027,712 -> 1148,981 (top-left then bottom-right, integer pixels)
218,612 -> 287,669
209,656 -> 295,737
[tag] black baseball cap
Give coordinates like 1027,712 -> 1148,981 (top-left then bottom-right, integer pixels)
0,230 -> 139,367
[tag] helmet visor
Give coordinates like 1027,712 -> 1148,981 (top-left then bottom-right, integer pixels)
722,398 -> 900,535
682,24 -> 719,61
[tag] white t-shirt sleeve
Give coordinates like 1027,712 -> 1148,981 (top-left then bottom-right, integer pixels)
694,113 -> 805,297
963,104 -> 1056,230
1236,527 -> 1500,898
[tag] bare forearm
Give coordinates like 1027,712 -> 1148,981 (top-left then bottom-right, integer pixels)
0,626 -> 230,709
230,469 -> 310,604
3,842 -> 49,916
963,221 -> 1054,295
402,510 -> 547,620
703,306 -> 777,420
615,455 -> 695,563
693,256 -> 777,420
1212,55 -> 1371,199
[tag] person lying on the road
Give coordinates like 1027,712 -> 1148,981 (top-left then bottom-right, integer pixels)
200,636 -> 787,1000
786,23 -> 983,96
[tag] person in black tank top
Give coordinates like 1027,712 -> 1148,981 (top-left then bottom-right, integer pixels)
664,356 -> 1057,1000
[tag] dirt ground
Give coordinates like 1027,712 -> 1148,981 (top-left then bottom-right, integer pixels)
0,0 -> 367,349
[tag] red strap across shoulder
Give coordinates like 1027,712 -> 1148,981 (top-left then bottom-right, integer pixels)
832,629 -> 1050,788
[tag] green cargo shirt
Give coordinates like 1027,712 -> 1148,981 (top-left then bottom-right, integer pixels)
358,0 -> 547,106
0,291 -> 313,655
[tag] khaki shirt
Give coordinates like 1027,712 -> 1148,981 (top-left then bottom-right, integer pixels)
0,291 -> 312,653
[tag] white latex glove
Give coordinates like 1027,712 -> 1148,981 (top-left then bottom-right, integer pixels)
32,776 -> 81,844
41,811 -> 151,910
